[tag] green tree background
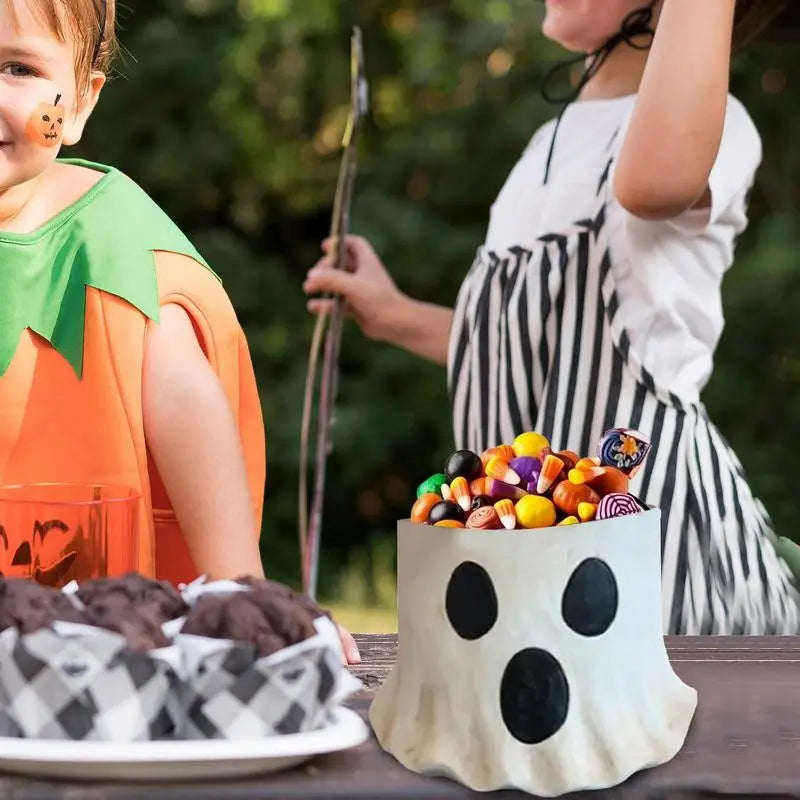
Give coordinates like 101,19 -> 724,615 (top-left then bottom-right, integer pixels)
75,1 -> 800,615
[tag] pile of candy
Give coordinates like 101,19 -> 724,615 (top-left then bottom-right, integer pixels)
410,428 -> 651,530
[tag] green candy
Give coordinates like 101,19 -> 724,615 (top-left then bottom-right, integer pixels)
416,472 -> 447,498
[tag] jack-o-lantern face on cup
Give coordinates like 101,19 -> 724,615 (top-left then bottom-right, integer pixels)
0,519 -> 78,586
25,93 -> 66,147
0,483 -> 141,587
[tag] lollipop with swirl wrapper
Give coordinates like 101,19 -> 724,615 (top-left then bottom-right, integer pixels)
597,492 -> 647,520
598,428 -> 651,477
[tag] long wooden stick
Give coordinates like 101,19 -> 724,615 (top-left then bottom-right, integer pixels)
299,28 -> 368,599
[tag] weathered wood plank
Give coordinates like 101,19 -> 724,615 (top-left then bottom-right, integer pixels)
0,635 -> 798,799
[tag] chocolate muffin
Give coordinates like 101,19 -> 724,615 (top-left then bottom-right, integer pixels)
0,578 -> 84,634
235,576 -> 331,622
180,593 -> 285,657
181,579 -> 325,657
81,594 -> 171,652
76,573 -> 188,623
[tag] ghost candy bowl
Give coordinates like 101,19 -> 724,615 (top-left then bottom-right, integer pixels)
369,507 -> 698,796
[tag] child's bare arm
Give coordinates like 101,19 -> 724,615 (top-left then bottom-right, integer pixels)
142,302 -> 265,580
614,0 -> 737,220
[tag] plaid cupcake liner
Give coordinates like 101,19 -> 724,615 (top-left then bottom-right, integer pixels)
0,577 -> 361,741
174,579 -> 362,740
0,623 -> 181,741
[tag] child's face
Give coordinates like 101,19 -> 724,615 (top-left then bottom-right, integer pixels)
542,0 -> 658,53
0,1 -> 102,191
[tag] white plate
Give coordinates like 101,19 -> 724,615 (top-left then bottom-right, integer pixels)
0,707 -> 370,782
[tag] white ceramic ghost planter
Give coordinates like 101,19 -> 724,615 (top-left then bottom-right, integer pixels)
369,509 -> 697,797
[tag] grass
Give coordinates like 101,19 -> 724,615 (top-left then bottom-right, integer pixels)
320,536 -> 398,633
324,601 -> 397,633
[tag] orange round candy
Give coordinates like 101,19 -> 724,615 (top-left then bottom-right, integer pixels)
434,519 -> 465,528
555,450 -> 580,470
587,466 -> 629,497
411,493 -> 442,524
552,480 -> 600,516
470,477 -> 489,496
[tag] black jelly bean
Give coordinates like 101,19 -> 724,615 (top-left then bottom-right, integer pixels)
445,450 -> 483,483
471,494 -> 494,511
428,501 -> 464,525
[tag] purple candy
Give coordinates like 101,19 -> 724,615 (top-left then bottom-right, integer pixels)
596,493 -> 645,520
526,481 -> 538,494
487,478 -> 528,502
509,456 -> 541,484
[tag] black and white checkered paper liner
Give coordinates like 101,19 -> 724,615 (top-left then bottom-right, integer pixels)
172,577 -> 362,740
0,664 -> 20,737
0,623 -> 181,741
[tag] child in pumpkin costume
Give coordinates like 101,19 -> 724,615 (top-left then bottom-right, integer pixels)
0,0 -> 362,665
0,1 -> 266,588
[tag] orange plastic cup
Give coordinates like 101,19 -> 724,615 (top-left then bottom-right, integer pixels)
0,483 -> 141,587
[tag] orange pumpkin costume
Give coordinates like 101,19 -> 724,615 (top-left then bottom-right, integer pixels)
0,159 -> 265,585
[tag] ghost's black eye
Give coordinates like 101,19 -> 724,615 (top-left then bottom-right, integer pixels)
561,558 -> 618,637
445,561 -> 498,640
42,114 -> 50,122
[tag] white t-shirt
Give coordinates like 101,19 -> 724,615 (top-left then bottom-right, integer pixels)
483,93 -> 761,403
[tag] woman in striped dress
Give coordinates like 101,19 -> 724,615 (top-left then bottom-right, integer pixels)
304,0 -> 800,635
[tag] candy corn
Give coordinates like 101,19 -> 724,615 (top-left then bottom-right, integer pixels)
480,444 -> 515,466
558,516 -> 580,526
568,466 -> 606,485
577,502 -> 598,522
450,476 -> 472,512
537,454 -> 565,494
494,499 -> 517,530
485,455 -> 521,485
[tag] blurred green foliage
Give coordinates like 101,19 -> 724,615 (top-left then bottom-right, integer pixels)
74,1 -> 800,598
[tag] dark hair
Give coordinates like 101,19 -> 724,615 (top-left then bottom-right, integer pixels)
733,0 -> 789,49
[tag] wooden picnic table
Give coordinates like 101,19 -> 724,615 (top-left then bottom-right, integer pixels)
0,634 -> 799,799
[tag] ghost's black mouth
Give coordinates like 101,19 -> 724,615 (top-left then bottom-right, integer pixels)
44,133 -> 58,140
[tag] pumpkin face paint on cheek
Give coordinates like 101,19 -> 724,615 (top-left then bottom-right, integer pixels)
25,93 -> 66,147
